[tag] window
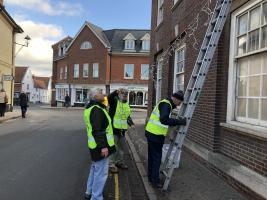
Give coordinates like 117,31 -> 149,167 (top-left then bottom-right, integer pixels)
157,0 -> 164,26
83,64 -> 89,78
141,64 -> 149,80
124,64 -> 134,79
64,66 -> 68,79
93,63 -> 99,78
228,0 -> 267,128
173,47 -> 185,92
156,58 -> 163,103
125,40 -> 135,50
60,67 -> 63,79
142,40 -> 150,51
74,64 -> 79,78
75,89 -> 89,102
81,41 -> 92,49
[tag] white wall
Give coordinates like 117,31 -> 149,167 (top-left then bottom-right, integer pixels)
21,69 -> 35,102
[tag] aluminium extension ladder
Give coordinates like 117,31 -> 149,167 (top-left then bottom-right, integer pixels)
161,0 -> 232,191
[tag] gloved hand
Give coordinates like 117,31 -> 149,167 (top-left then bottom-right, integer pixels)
179,117 -> 187,126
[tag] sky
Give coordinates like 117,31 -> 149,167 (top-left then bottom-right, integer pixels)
4,0 -> 152,77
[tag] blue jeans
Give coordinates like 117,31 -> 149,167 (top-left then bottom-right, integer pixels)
86,158 -> 109,200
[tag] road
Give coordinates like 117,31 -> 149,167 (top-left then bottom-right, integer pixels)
0,106 -> 147,200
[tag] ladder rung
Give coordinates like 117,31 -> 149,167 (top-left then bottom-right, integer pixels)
215,4 -> 222,11
201,46 -> 207,51
206,32 -> 212,38
162,170 -> 168,177
211,18 -> 218,25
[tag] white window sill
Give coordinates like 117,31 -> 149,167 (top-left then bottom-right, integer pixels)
220,121 -> 267,140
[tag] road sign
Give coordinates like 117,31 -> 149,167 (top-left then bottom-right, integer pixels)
3,75 -> 14,81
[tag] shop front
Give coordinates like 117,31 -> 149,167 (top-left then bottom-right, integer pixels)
70,84 -> 106,107
110,84 -> 148,107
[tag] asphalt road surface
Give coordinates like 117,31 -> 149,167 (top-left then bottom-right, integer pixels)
0,107 -> 147,200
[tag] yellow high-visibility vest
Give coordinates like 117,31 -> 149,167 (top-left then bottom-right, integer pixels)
84,105 -> 115,149
113,101 -> 131,130
145,99 -> 172,136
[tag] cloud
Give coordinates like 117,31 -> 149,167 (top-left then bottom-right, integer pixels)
6,0 -> 84,16
14,18 -> 65,76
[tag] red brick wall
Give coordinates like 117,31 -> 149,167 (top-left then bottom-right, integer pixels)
149,0 -> 267,193
110,55 -> 149,84
67,26 -> 109,85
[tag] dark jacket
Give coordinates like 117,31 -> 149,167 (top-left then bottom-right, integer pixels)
65,95 -> 70,102
145,97 -> 186,143
85,100 -> 116,161
108,90 -> 134,136
19,93 -> 28,107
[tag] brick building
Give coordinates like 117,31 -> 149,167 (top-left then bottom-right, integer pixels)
51,22 -> 150,107
149,0 -> 267,199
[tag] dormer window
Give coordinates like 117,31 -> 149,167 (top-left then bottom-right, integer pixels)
141,33 -> 151,51
81,41 -> 92,49
58,44 -> 64,56
123,33 -> 136,51
125,40 -> 135,50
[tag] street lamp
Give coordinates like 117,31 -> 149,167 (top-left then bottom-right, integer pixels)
15,35 -> 31,56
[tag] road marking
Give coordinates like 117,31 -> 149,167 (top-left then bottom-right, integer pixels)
114,173 -> 120,200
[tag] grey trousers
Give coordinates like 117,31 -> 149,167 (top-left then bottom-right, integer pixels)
109,134 -> 125,165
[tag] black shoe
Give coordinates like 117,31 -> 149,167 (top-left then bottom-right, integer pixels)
84,193 -> 91,199
151,182 -> 163,189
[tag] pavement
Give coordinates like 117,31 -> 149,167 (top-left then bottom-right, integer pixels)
0,107 -> 21,123
127,122 -> 248,200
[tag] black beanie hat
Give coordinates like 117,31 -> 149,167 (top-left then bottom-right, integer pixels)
172,90 -> 184,101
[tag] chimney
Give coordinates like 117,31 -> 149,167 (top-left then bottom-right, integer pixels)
0,0 -> 3,6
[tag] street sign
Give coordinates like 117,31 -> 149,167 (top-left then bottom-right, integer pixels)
3,75 -> 14,81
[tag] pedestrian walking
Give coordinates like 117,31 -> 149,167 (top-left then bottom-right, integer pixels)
145,90 -> 186,188
108,89 -> 134,173
0,89 -> 8,117
19,91 -> 28,118
65,93 -> 70,108
84,88 -> 116,200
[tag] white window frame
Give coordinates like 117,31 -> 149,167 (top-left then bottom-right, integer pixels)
157,0 -> 164,26
173,45 -> 186,92
142,40 -> 150,51
93,63 -> 99,78
141,64 -> 149,80
64,66 -> 68,79
227,0 -> 267,131
83,63 -> 89,78
156,57 -> 163,103
124,64 -> 134,79
74,64 -> 79,78
60,67 -> 63,79
125,40 -> 135,50
81,41 -> 92,49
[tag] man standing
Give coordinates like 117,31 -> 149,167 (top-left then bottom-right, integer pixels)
145,91 -> 186,188
65,93 -> 71,108
19,91 -> 28,118
108,89 -> 134,173
84,88 -> 116,200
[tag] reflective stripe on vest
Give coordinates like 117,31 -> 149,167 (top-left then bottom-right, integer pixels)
113,101 -> 131,130
145,99 -> 172,136
84,105 -> 115,149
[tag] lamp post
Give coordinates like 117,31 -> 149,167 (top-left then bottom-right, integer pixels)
14,35 -> 31,56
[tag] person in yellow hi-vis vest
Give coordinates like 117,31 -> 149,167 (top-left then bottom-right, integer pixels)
108,88 -> 134,173
84,88 -> 116,200
145,90 -> 186,189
